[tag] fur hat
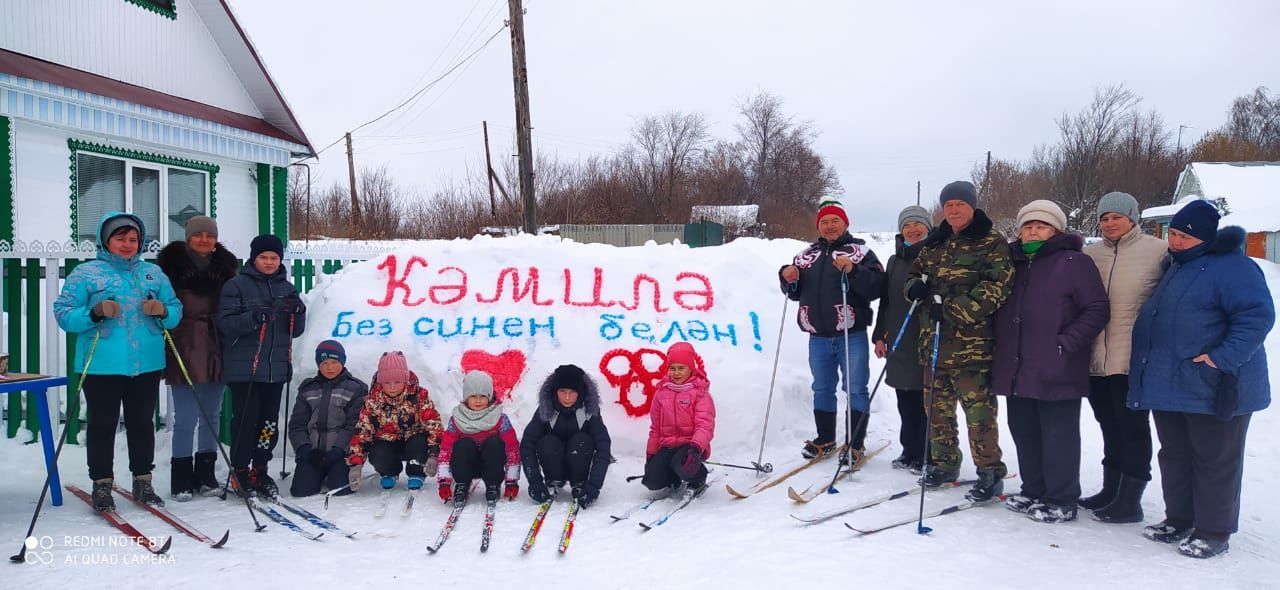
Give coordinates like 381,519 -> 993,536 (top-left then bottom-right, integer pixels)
463,371 -> 495,402
815,197 -> 849,229
549,364 -> 588,394
315,340 -> 346,367
1016,199 -> 1068,232
375,351 -> 409,384
185,215 -> 218,240
1170,199 -> 1220,243
1096,192 -> 1139,223
939,180 -> 978,209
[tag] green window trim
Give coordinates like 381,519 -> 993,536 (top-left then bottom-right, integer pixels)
1,116 -> 13,242
256,163 -> 271,236
271,166 -> 288,241
68,138 -> 219,242
123,0 -> 177,20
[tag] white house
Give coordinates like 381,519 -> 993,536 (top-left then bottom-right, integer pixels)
1142,161 -> 1280,263
0,0 -> 313,256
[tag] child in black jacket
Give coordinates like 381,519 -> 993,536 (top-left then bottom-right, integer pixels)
520,365 -> 612,507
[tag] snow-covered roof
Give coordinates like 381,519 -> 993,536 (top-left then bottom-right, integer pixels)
690,204 -> 760,225
1143,162 -> 1280,232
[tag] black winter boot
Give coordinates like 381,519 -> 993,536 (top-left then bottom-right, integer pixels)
170,457 -> 195,502
1079,466 -> 1120,511
919,465 -> 959,488
230,468 -> 255,499
132,474 -> 165,507
965,469 -> 1004,503
251,464 -> 279,499
91,478 -> 115,512
1144,519 -> 1193,544
802,410 -> 838,459
194,451 -> 220,497
1092,475 -> 1147,524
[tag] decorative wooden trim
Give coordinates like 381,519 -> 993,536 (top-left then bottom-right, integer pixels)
0,116 -> 13,241
123,0 -> 177,20
67,139 -> 219,241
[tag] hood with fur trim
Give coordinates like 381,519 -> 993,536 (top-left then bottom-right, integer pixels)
535,369 -> 602,423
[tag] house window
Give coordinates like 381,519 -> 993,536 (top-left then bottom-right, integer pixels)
69,140 -> 219,249
124,0 -> 177,20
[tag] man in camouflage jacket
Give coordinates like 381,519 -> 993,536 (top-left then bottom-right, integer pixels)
904,181 -> 1012,502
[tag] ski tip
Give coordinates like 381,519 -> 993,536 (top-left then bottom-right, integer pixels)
149,536 -> 174,555
210,530 -> 230,548
426,547 -> 439,554
638,523 -> 652,531
253,523 -> 268,532
725,485 -> 748,499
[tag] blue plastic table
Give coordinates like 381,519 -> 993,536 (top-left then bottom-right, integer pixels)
0,374 -> 70,506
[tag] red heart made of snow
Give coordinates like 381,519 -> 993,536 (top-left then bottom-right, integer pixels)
460,349 -> 527,402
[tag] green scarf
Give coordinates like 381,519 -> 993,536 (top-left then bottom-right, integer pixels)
1021,240 -> 1046,256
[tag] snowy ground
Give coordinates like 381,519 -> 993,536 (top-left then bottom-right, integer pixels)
3,234 -> 1277,589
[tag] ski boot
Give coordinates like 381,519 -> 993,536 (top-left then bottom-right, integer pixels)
484,483 -> 500,503
407,476 -> 424,491
380,475 -> 398,490
91,478 -> 115,512
964,468 -> 1003,503
919,465 -> 959,488
132,473 -> 165,507
251,465 -> 279,499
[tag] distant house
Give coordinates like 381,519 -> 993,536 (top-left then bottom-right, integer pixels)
689,204 -> 762,239
0,0 -> 314,255
1142,162 -> 1280,263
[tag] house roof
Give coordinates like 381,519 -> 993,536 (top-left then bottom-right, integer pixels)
1142,161 -> 1280,232
0,0 -> 313,156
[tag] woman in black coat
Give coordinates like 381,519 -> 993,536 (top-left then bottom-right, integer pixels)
217,234 -> 305,498
519,365 -> 611,508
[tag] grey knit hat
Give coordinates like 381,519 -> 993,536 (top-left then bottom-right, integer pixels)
463,371 -> 495,402
1096,192 -> 1139,223
184,215 -> 218,240
1017,199 -> 1067,232
100,214 -> 141,244
896,205 -> 933,233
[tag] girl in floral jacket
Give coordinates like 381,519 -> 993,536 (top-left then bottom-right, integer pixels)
346,351 -> 442,492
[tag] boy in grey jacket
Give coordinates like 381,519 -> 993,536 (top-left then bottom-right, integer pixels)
288,340 -> 368,497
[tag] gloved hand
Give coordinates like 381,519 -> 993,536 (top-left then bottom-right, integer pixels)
254,305 -> 273,324
439,480 -> 455,503
528,482 -> 551,503
348,465 -> 363,492
325,448 -> 345,465
573,484 -> 599,508
503,480 -> 520,501
929,299 -> 945,323
678,446 -> 706,480
141,299 -> 166,317
424,456 -> 438,478
277,293 -> 305,315
91,300 -> 121,321
906,281 -> 929,302
307,447 -> 326,468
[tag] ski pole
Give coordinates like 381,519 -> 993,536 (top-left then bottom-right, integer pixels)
753,294 -> 789,475
161,323 -> 267,532
280,311 -> 296,480
827,297 -> 922,494
10,331 -> 100,564
819,270 -> 856,491
704,459 -> 774,474
323,473 -> 377,510
226,320 -> 268,493
917,294 -> 943,535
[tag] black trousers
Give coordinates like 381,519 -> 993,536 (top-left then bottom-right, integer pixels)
1153,411 -> 1252,535
450,436 -> 506,487
536,431 -> 595,486
1087,375 -> 1153,480
895,388 -> 927,463
1007,396 -> 1082,506
642,444 -> 706,491
83,371 -> 161,481
369,434 -> 429,477
228,381 -> 284,469
289,455 -> 348,497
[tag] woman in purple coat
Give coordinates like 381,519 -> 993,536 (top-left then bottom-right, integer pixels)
992,200 -> 1110,523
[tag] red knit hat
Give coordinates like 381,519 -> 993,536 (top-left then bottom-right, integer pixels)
665,342 -> 706,379
376,351 -> 410,384
815,197 -> 849,229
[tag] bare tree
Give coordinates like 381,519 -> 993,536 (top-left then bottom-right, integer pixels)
1052,84 -> 1140,233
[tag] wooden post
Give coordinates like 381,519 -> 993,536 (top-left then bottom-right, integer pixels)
508,0 -> 537,234
345,132 -> 360,237
483,121 -> 497,217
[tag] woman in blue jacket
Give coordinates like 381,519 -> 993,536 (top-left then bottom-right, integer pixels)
1128,200 -> 1274,559
54,212 -> 183,511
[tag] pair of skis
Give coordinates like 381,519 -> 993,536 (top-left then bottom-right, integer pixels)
785,442 -> 890,502
65,485 -> 175,555
520,493 -> 580,554
724,442 -> 888,500
66,484 -> 235,554
375,487 -> 419,518
224,488 -> 356,541
610,474 -> 721,530
425,483 -> 488,554
793,473 -> 1015,534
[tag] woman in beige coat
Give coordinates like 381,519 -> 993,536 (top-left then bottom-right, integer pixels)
1081,192 -> 1168,523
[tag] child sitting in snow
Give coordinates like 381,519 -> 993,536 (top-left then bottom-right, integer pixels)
642,342 -> 717,495
520,364 -> 612,508
287,340 -> 368,497
346,351 -> 442,492
437,371 -> 522,504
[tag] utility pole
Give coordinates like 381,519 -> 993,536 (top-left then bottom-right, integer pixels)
916,180 -> 921,206
483,121 -> 497,217
981,150 -> 992,197
507,0 -> 536,234
345,132 -> 361,237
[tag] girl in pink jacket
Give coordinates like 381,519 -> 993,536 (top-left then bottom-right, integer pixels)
642,342 -> 717,494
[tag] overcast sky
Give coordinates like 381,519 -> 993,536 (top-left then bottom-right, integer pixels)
230,0 -> 1280,231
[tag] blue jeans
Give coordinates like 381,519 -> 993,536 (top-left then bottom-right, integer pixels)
170,383 -> 225,458
809,331 -> 871,413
